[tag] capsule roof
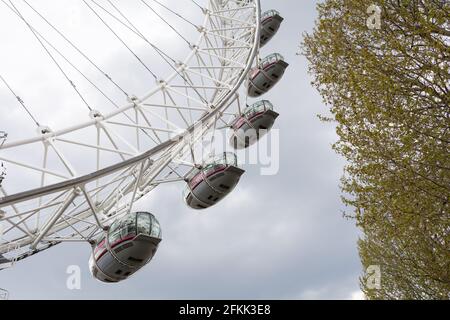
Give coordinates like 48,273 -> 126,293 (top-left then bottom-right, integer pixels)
260,53 -> 285,67
184,152 -> 240,183
203,152 -> 238,170
243,100 -> 274,117
261,9 -> 281,21
107,211 -> 162,245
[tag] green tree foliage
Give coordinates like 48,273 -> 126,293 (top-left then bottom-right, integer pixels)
303,0 -> 449,299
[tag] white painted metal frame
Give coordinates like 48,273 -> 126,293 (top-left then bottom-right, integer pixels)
0,0 -> 261,262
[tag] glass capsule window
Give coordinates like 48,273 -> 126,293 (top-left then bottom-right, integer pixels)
150,215 -> 162,239
107,212 -> 161,244
108,213 -> 137,244
136,212 -> 162,239
203,152 -> 238,171
244,100 -> 274,117
261,9 -> 280,21
260,53 -> 284,69
137,212 -> 151,235
122,214 -> 137,238
108,220 -> 122,245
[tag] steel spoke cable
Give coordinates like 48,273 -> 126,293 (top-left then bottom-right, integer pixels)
140,0 -> 192,47
5,1 -> 160,145
21,0 -> 166,140
91,0 -> 210,106
82,0 -> 158,81
5,0 -> 93,112
4,0 -> 224,139
31,0 -> 206,143
67,3 -> 162,145
150,0 -> 198,30
2,1 -> 120,110
89,0 -> 209,136
106,0 -> 146,39
189,0 -> 204,12
22,0 -> 130,99
90,0 -> 177,65
0,73 -> 40,126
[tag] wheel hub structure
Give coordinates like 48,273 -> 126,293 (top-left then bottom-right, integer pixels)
0,0 -> 261,263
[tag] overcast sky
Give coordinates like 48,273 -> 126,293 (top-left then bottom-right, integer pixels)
0,0 -> 364,300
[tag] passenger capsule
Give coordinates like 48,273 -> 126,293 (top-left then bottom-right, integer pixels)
247,53 -> 289,98
89,212 -> 162,283
184,153 -> 245,210
260,10 -> 284,47
230,100 -> 279,149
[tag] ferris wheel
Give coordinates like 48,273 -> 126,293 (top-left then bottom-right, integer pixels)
0,0 -> 287,282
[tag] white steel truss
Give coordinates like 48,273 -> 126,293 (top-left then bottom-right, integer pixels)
0,0 -> 261,262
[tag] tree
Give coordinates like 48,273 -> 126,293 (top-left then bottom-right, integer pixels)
303,0 -> 449,299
